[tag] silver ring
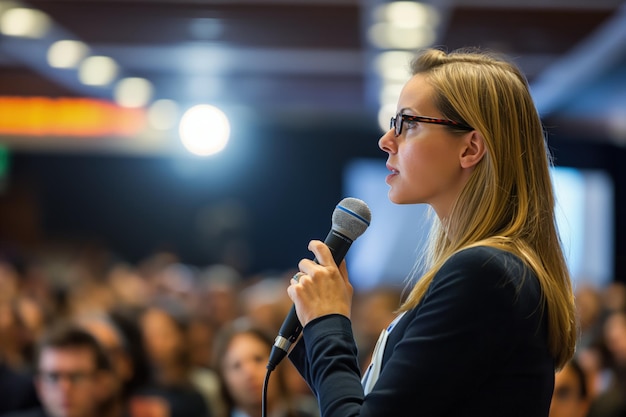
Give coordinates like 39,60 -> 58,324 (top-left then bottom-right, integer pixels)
293,272 -> 305,282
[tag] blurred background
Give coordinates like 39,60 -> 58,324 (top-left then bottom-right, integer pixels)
1,3 -> 626,417
0,0 -> 625,289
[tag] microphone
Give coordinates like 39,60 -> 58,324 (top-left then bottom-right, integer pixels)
267,197 -> 372,371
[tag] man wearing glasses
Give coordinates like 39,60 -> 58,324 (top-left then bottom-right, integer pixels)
1,323 -> 112,417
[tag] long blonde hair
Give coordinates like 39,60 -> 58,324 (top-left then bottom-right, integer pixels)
400,48 -> 576,369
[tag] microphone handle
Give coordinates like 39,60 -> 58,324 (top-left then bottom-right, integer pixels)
267,229 -> 353,370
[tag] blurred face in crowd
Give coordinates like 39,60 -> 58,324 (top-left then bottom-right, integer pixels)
604,312 -> 626,366
549,363 -> 589,417
141,308 -> 185,366
36,346 -> 105,417
79,318 -> 133,412
80,318 -> 132,385
187,319 -> 215,368
221,332 -> 279,412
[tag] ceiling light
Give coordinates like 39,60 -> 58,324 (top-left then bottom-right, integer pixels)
382,2 -> 439,29
373,51 -> 413,82
114,77 -> 153,108
47,40 -> 89,69
368,22 -> 435,50
78,56 -> 118,86
0,7 -> 50,38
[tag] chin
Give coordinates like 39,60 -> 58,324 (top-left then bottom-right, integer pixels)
388,191 -> 421,205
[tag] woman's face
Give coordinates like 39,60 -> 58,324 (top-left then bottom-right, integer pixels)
378,74 -> 472,218
140,308 -> 184,365
221,333 -> 277,409
549,364 -> 589,417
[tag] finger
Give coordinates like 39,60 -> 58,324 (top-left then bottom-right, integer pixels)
308,240 -> 336,267
338,260 -> 349,283
338,260 -> 354,298
292,271 -> 305,283
297,258 -> 318,275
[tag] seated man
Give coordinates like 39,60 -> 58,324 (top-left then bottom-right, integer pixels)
1,322 -> 113,417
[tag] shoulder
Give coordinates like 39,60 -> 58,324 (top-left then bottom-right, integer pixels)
445,245 -> 525,271
426,245 -> 540,307
439,246 -> 533,286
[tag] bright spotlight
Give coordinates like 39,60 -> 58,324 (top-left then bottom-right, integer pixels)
179,104 -> 230,156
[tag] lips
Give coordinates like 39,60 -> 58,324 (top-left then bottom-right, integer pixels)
385,163 -> 398,184
386,163 -> 398,174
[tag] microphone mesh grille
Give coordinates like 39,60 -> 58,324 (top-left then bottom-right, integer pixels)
331,197 -> 371,241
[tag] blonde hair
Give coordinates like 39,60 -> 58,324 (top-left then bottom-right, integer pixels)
400,48 -> 576,369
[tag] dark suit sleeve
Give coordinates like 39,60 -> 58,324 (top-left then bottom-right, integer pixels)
291,247 -> 549,417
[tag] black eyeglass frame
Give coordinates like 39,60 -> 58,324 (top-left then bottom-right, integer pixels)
390,113 -> 473,136
37,370 -> 97,385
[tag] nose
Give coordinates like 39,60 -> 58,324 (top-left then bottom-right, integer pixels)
55,377 -> 74,394
378,128 -> 397,154
240,359 -> 263,378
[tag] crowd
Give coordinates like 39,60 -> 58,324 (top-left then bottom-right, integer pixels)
0,242 -> 402,417
559,282 -> 626,417
1,242 -> 625,417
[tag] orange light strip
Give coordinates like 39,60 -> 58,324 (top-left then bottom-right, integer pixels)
0,96 -> 147,137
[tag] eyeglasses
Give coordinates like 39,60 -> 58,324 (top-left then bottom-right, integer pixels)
390,113 -> 473,137
38,371 -> 96,386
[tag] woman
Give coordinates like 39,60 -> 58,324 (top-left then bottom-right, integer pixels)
286,47 -> 577,416
549,358 -> 590,417
212,322 -> 315,417
138,304 -> 213,417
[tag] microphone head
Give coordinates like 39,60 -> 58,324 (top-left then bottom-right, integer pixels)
332,197 -> 371,241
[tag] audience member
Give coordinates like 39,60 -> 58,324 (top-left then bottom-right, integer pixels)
186,317 -> 226,417
1,322 -> 114,417
587,309 -> 626,417
550,358 -> 591,417
75,312 -> 138,417
239,276 -> 293,335
139,303 -> 213,417
575,285 -> 605,351
194,264 -> 243,329
212,321 -> 315,417
602,283 -> 626,314
0,300 -> 40,415
577,339 -> 613,404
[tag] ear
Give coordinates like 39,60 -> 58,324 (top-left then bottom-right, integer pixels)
459,130 -> 486,169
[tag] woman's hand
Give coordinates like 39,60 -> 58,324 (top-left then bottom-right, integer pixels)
287,239 -> 354,327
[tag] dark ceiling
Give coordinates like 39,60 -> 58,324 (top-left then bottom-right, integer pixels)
0,0 -> 624,150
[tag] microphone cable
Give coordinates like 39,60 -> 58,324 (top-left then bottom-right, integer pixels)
262,367 -> 272,417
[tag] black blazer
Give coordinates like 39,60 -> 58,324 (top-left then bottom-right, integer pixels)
290,246 -> 555,417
